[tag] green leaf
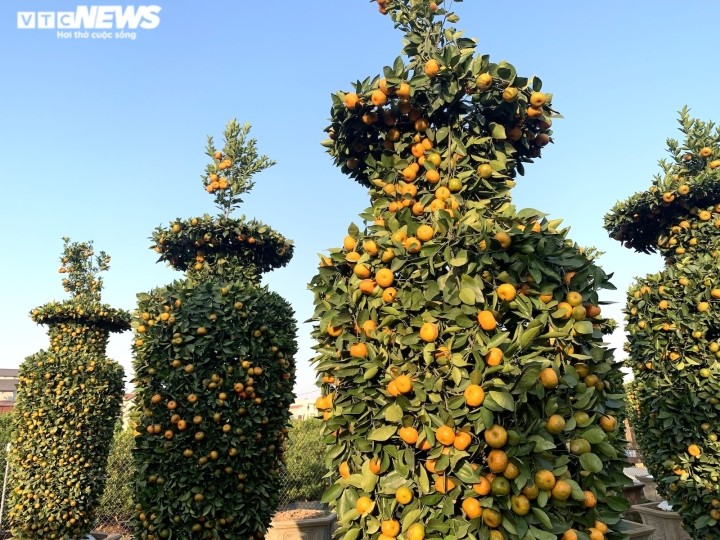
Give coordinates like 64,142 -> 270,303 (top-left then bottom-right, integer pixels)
488,391 -> 514,411
579,453 -> 603,473
369,425 -> 397,442
459,287 -> 476,305
384,404 -> 404,423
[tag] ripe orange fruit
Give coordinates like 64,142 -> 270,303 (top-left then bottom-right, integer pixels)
461,497 -> 483,519
361,320 -> 377,336
339,461 -> 351,478
534,469 -> 556,491
344,93 -> 360,109
463,384 -> 485,407
487,449 -> 509,473
359,279 -> 376,295
434,474 -> 456,493
473,476 -> 491,496
406,523 -> 425,540
599,415 -> 617,432
381,519 -> 400,537
546,414 -> 566,435
584,490 -> 597,508
375,268 -> 394,288
485,347 -> 504,366
551,479 -> 572,501
349,342 -> 368,358
484,424 -> 508,448
356,496 -> 373,514
494,231 -> 511,248
497,283 -> 517,301
436,425 -> 456,446
425,59 -> 440,77
395,486 -> 413,504
453,431 -> 472,451
510,494 -> 530,515
419,322 -> 439,342
371,89 -> 388,106
562,530 -> 578,540
327,323 -> 343,337
476,73 -> 493,90
539,367 -> 559,388
416,224 -> 434,242
382,287 -> 398,302
502,87 -> 518,102
477,310 -> 497,331
404,236 -> 422,253
688,444 -> 702,457
396,82 -> 411,99
503,461 -> 520,480
399,426 -> 419,444
529,91 -> 546,107
394,374 -> 413,394
353,263 -> 371,278
369,457 -> 382,474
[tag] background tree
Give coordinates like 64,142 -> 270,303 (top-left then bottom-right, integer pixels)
309,1 -> 628,540
605,108 -> 720,538
131,120 -> 297,539
8,238 -> 128,539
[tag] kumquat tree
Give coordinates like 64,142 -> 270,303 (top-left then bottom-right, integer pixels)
309,1 -> 629,540
8,238 -> 128,539
131,119 -> 297,540
605,109 -> 720,539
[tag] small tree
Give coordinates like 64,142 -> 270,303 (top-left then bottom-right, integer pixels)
605,108 -> 720,538
8,238 -> 128,539
131,120 -> 297,539
310,2 -> 628,540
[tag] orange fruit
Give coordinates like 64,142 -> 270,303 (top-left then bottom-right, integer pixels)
503,461 -> 520,480
487,449 -> 509,473
375,268 -> 394,288
562,530 -> 578,540
339,461 -> 351,478
361,320 -> 377,336
461,497 -> 483,519
588,529 -> 604,540
566,291 -> 583,306
583,490 -> 597,508
599,415 -> 617,432
485,347 -> 504,366
436,425 -> 456,446
406,523 -> 425,540
477,310 -> 497,331
416,224 -> 434,242
463,384 -> 485,407
534,469 -> 556,491
344,93 -> 360,109
434,475 -> 456,493
371,89 -> 388,106
382,288 -> 398,302
476,73 -> 492,90
369,457 -> 382,474
551,479 -> 572,501
545,414 -> 566,435
419,322 -> 439,342
502,87 -> 518,102
399,426 -> 419,445
484,424 -> 508,448
482,508 -> 502,528
453,431 -> 472,451
494,231 -> 511,248
510,494 -> 530,515
688,444 -> 702,457
473,477 -> 491,496
359,279 -> 376,295
395,486 -> 413,504
497,283 -> 517,301
349,342 -> 368,358
356,496 -> 373,514
425,59 -> 440,77
394,374 -> 413,394
327,323 -> 343,337
529,91 -> 546,107
539,367 -> 559,388
404,236 -> 422,253
381,520 -> 400,538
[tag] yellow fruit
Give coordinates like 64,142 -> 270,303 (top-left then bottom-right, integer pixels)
395,486 -> 413,505
497,283 -> 517,302
425,59 -> 440,77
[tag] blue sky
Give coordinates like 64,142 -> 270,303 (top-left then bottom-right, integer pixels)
1,0 -> 719,400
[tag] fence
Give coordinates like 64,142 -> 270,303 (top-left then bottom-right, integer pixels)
0,415 -> 328,538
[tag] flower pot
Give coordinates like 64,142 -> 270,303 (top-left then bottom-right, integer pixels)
618,519 -> 656,540
265,511 -> 336,540
630,501 -> 692,540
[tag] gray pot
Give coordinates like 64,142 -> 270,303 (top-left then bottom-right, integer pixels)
618,519 -> 656,540
630,501 -> 692,540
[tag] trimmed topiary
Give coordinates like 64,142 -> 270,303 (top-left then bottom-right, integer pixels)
8,238 -> 128,539
606,108 -> 720,539
309,2 -> 628,539
131,120 -> 297,540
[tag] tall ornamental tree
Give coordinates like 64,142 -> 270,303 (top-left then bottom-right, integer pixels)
605,109 -> 720,539
309,2 -> 628,540
8,238 -> 128,539
131,120 -> 297,540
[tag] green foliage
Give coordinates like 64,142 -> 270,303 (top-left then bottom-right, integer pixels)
0,412 -> 14,474
609,112 -> 720,538
310,2 -> 628,540
282,418 -> 328,504
132,121 -> 297,540
8,239 -> 127,539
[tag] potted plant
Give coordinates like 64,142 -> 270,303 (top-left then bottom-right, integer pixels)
309,1 -> 629,539
605,110 -> 720,539
131,120 -> 297,539
7,239 -> 128,539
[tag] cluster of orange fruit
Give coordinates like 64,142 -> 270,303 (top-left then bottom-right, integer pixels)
204,150 -> 233,193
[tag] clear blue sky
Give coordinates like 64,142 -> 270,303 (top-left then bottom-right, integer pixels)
1,0 -> 719,400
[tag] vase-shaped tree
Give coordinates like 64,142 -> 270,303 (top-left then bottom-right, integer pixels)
605,108 -> 720,539
131,120 -> 297,540
309,2 -> 628,540
8,238 -> 128,539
